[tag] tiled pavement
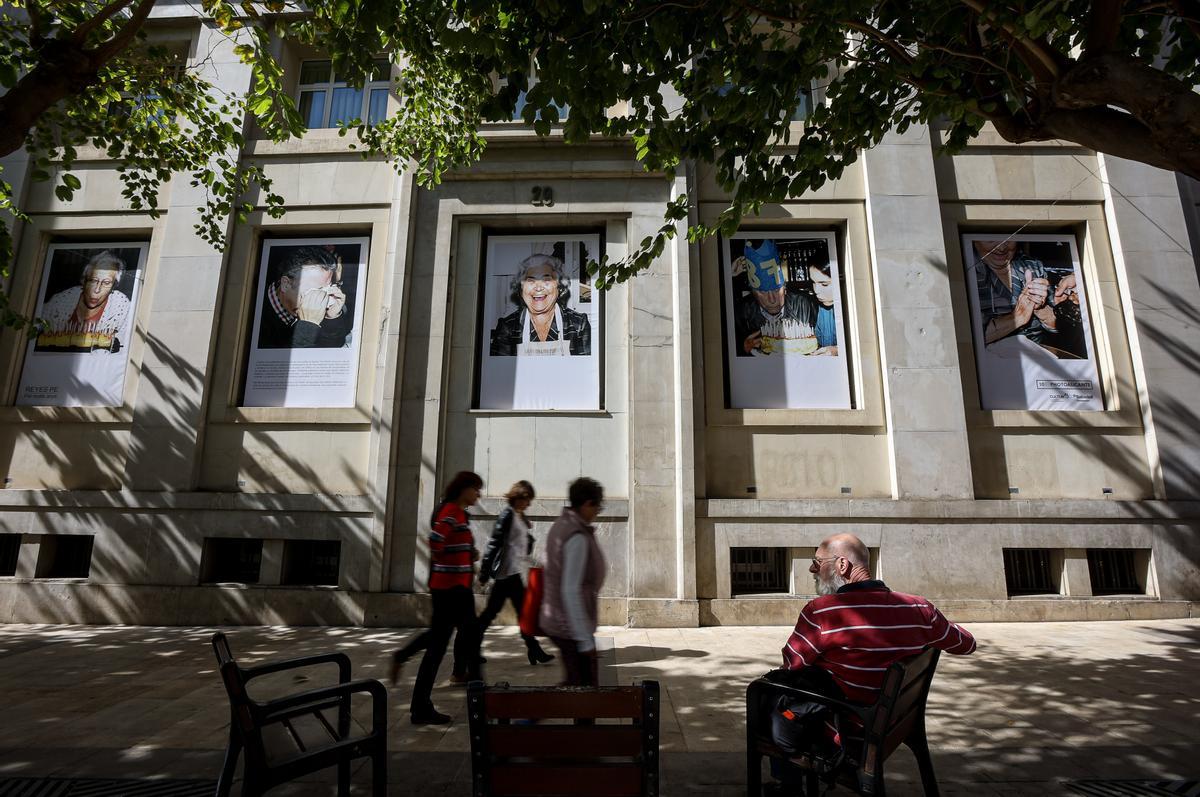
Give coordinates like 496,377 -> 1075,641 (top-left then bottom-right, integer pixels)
1,619 -> 1198,795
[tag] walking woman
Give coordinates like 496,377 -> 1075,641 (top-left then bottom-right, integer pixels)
477,480 -> 555,665
389,470 -> 484,724
540,477 -> 606,686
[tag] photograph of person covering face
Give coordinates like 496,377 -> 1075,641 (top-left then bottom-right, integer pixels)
489,253 -> 592,357
256,244 -> 356,349
970,238 -> 1088,360
730,238 -> 840,358
34,248 -> 139,353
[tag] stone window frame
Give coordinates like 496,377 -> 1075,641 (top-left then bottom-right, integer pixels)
0,215 -> 166,425
699,205 -> 885,428
943,206 -> 1142,429
204,209 -> 392,425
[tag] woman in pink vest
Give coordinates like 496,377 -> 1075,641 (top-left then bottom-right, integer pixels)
539,477 -> 606,686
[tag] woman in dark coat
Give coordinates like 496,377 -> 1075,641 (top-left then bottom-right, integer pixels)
477,480 -> 555,665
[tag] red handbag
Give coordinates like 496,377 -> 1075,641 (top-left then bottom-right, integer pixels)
520,567 -> 544,637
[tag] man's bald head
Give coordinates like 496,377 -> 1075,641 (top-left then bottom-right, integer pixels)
810,533 -> 872,594
822,533 -> 870,571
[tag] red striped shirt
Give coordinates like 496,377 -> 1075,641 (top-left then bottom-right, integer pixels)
782,581 -> 976,705
429,503 -> 476,590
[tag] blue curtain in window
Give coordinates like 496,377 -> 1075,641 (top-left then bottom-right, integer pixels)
299,91 -> 327,128
329,87 -> 363,125
368,89 -> 388,124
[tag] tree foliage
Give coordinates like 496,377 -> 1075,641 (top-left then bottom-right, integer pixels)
2,0 -> 1199,323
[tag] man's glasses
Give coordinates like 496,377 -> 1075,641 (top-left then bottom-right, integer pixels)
811,555 -> 842,568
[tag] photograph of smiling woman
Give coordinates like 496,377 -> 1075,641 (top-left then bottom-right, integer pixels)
16,242 -> 148,407
488,253 -> 592,357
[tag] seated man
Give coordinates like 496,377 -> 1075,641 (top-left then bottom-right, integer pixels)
769,533 -> 976,783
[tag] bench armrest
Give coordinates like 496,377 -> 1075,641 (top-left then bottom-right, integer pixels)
255,679 -> 388,734
243,652 -> 352,684
747,677 -> 866,719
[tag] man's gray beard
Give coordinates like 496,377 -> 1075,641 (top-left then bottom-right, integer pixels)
815,572 -> 847,596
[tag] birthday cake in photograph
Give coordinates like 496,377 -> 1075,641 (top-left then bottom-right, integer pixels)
37,323 -> 119,352
759,317 -> 819,355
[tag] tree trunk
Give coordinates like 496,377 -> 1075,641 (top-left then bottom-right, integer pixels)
992,52 -> 1200,181
0,40 -> 99,159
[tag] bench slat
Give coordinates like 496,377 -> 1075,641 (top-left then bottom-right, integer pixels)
484,689 -> 644,720
487,725 -> 644,757
489,764 -> 644,796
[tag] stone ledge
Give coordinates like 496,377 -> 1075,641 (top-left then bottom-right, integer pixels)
700,498 -> 1200,522
4,584 -> 1193,627
627,599 -> 700,628
0,583 -> 631,628
700,598 -> 1198,626
0,489 -> 375,514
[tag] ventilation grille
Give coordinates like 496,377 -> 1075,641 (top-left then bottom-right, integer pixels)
1003,548 -> 1057,596
202,538 -> 263,584
0,534 -> 18,577
282,540 -> 341,586
731,547 -> 789,595
1087,549 -> 1143,595
36,535 -> 94,579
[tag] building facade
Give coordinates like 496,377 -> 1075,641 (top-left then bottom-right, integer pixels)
1,16 -> 1198,627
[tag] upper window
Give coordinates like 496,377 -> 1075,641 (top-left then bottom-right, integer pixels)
297,58 -> 390,128
791,87 -> 815,122
497,58 -> 569,123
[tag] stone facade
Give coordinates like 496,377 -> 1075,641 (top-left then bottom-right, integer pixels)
1,16 -> 1198,626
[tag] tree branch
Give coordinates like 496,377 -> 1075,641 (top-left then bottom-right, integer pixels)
957,0 -> 1068,81
28,2 -> 48,45
89,0 -> 158,63
841,18 -> 915,65
1084,0 -> 1125,56
1169,0 -> 1200,42
69,0 -> 137,45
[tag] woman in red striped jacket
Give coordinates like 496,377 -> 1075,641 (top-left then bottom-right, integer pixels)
390,471 -> 484,724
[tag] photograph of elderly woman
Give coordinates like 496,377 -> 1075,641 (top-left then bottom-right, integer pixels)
477,233 -> 602,411
17,242 -> 148,407
489,251 -> 592,357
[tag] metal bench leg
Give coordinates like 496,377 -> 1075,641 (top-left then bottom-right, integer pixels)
372,746 -> 387,796
337,759 -> 350,797
908,731 -> 940,797
747,749 -> 761,796
215,731 -> 241,797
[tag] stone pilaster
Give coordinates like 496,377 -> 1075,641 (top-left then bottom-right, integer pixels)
863,128 -> 974,499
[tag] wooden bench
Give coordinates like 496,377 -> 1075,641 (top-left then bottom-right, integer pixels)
746,647 -> 942,797
211,632 -> 388,797
467,681 -> 661,797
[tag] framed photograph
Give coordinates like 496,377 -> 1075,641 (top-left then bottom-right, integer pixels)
17,242 -> 148,407
476,232 -> 603,410
961,233 -> 1102,411
720,231 -> 851,409
241,236 -> 369,408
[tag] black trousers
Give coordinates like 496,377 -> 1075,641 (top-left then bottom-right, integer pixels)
398,586 -> 481,715
549,635 -> 598,686
477,574 -> 547,655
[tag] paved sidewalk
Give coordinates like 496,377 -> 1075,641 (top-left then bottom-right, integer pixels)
1,619 -> 1197,795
